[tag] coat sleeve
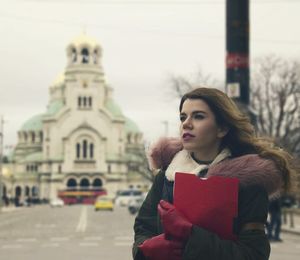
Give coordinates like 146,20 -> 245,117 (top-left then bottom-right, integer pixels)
132,171 -> 165,260
183,185 -> 270,260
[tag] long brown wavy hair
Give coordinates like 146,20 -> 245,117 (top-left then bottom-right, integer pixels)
179,87 -> 296,192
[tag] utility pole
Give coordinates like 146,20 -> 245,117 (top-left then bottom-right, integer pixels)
0,116 -> 4,212
226,1 -> 250,105
226,0 -> 256,125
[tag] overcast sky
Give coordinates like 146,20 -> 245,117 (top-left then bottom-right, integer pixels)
1,0 -> 300,154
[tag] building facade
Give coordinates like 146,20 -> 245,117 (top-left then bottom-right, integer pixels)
2,34 -> 147,203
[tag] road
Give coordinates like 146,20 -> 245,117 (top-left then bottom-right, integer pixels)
0,205 -> 299,260
0,205 -> 134,260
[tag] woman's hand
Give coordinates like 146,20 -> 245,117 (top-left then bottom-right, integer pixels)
138,233 -> 183,260
158,200 -> 193,241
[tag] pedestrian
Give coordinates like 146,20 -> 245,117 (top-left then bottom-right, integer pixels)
132,87 -> 295,260
267,197 -> 283,242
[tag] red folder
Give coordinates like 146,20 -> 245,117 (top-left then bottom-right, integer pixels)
174,172 -> 239,240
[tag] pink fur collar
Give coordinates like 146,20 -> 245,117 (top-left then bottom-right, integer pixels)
148,137 -> 283,197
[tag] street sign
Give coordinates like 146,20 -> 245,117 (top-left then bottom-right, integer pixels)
227,83 -> 240,98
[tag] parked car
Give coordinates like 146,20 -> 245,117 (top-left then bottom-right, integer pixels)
115,189 -> 143,207
128,195 -> 146,215
94,195 -> 114,211
50,198 -> 64,207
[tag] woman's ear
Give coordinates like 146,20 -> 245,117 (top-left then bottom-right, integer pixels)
217,126 -> 229,138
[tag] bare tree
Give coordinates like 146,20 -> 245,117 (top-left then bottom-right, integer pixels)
167,57 -> 300,156
168,67 -> 222,99
251,55 -> 300,156
126,143 -> 155,183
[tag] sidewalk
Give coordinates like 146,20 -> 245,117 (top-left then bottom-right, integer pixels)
281,209 -> 300,235
0,205 -> 26,213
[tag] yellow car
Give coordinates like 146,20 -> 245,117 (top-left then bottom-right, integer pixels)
94,195 -> 114,211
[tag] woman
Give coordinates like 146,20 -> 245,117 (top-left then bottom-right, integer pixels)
133,87 -> 294,260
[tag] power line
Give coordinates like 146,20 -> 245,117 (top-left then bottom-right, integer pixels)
21,0 -> 300,5
1,11 -> 300,45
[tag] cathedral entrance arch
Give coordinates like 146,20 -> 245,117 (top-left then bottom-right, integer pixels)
15,186 -> 22,197
67,178 -> 77,188
25,186 -> 30,196
2,185 -> 7,197
80,178 -> 90,188
92,178 -> 102,188
32,186 -> 39,197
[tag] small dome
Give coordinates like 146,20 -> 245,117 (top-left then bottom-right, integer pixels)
105,99 -> 124,118
51,72 -> 65,87
24,152 -> 43,162
20,114 -> 44,131
125,117 -> 140,134
66,33 -> 102,66
46,99 -> 64,116
68,33 -> 101,49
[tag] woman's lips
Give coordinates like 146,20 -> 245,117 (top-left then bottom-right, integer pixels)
182,133 -> 195,141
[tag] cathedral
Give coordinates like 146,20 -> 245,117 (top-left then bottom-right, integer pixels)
2,34 -> 147,204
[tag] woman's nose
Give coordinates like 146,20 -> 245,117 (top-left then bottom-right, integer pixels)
182,117 -> 192,129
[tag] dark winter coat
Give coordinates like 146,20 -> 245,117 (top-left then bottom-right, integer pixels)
133,138 -> 283,260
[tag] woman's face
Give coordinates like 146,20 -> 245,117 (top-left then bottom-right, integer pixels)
180,98 -> 227,154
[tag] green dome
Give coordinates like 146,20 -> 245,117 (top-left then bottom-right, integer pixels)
24,152 -> 43,162
125,117 -> 140,134
46,99 -> 64,116
21,114 -> 44,131
105,99 -> 124,118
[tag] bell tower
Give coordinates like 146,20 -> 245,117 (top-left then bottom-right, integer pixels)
66,33 -> 103,69
64,33 -> 107,110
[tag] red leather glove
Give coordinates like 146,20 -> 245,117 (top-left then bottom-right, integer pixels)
138,233 -> 183,260
158,200 -> 193,241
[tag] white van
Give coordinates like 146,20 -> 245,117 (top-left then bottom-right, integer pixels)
115,189 -> 143,207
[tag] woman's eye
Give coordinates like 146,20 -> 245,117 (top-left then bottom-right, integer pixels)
179,116 -> 186,122
194,114 -> 204,119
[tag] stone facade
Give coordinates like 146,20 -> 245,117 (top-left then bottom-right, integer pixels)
2,34 -> 147,203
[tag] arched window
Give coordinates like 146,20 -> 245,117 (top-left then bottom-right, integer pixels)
127,134 -> 131,144
83,97 -> 87,107
78,97 -> 82,107
76,139 -> 94,160
81,48 -> 89,63
88,97 -> 92,107
83,140 -> 87,158
40,132 -> 43,142
93,49 -> 98,64
90,143 -> 94,158
32,132 -> 35,143
76,143 -> 80,158
72,48 -> 77,63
